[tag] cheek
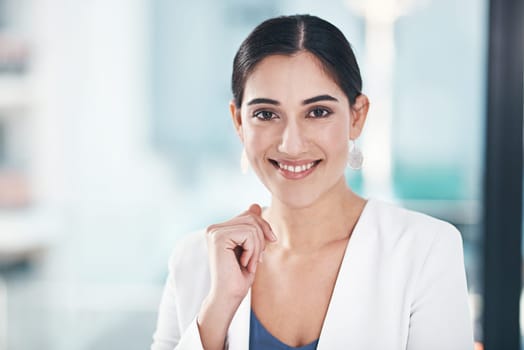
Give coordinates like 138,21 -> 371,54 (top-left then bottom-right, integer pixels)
242,124 -> 276,158
318,123 -> 350,157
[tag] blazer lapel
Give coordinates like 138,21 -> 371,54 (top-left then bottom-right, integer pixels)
227,288 -> 251,349
317,199 -> 376,349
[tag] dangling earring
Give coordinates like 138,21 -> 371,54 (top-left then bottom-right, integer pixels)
347,139 -> 363,170
240,148 -> 249,174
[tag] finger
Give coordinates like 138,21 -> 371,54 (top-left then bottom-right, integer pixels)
241,209 -> 276,243
232,205 -> 276,242
248,217 -> 269,261
249,213 -> 277,242
236,220 -> 266,264
246,248 -> 258,274
248,203 -> 262,216
227,223 -> 260,273
230,227 -> 255,269
232,229 -> 254,268
246,225 -> 260,273
210,226 -> 255,268
208,218 -> 269,268
240,244 -> 251,268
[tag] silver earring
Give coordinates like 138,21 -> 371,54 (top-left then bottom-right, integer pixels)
348,139 -> 363,170
240,148 -> 249,174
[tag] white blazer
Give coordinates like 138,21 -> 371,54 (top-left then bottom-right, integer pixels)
151,199 -> 474,349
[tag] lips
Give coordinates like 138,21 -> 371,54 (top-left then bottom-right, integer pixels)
268,158 -> 322,179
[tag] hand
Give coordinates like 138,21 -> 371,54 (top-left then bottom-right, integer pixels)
206,203 -> 277,302
197,204 -> 276,350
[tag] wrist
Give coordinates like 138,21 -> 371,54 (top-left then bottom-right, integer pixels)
197,293 -> 241,350
207,289 -> 245,310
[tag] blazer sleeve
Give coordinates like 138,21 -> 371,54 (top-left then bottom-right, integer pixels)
406,224 -> 474,350
151,251 -> 205,350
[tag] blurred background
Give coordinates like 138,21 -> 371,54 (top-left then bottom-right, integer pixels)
0,0 -> 521,349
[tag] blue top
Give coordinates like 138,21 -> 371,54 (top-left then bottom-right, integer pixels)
249,309 -> 319,350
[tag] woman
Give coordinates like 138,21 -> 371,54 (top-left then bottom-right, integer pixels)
151,14 -> 474,350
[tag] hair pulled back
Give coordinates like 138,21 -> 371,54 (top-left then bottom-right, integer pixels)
231,14 -> 362,108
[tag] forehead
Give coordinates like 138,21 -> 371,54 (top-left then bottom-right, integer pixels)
243,52 -> 346,105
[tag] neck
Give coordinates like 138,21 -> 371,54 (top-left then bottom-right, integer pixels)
263,177 -> 367,253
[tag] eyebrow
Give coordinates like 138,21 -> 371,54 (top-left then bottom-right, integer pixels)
247,98 -> 280,106
302,94 -> 339,105
246,94 -> 339,106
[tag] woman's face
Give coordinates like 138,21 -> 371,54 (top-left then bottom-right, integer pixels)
231,51 -> 367,208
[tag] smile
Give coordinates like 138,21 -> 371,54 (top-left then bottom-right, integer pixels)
268,159 -> 322,179
278,161 -> 316,172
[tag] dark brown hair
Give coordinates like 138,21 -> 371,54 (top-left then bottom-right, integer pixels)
231,14 -> 362,108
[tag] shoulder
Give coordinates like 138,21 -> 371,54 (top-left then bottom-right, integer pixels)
169,229 -> 208,265
365,198 -> 461,245
169,230 -> 209,286
154,230 -> 210,340
360,199 -> 464,269
368,199 -> 458,234
359,200 -> 466,302
368,201 -> 474,346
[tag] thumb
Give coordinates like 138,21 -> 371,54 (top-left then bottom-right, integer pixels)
248,203 -> 262,216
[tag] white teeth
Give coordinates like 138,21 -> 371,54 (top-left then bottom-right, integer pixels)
277,161 -> 316,173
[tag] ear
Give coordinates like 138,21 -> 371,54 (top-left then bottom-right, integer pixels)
230,100 -> 244,143
349,94 -> 369,140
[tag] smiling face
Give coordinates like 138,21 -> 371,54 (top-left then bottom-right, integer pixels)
231,51 -> 368,208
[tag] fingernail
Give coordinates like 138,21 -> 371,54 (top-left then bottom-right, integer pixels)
271,231 -> 277,241
259,251 -> 265,263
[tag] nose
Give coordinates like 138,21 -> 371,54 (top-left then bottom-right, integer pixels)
277,119 -> 307,156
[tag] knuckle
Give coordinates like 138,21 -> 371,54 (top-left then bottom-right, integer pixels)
246,215 -> 258,225
206,225 -> 224,243
209,232 -> 221,244
206,224 -> 217,235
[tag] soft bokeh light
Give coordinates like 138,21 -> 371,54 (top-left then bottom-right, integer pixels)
0,0 -> 488,349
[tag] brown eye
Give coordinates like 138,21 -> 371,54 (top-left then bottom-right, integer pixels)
253,110 -> 277,121
308,108 -> 331,118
